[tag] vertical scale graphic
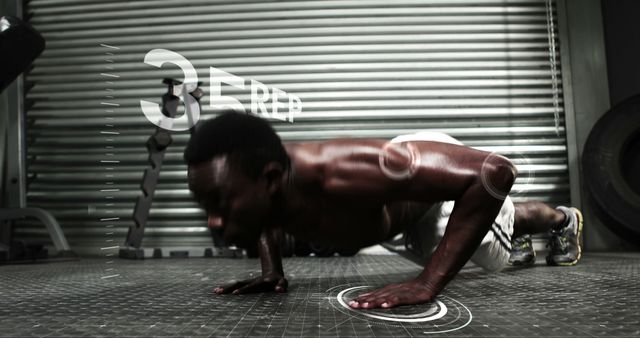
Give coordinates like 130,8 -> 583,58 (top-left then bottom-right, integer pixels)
99,43 -> 121,280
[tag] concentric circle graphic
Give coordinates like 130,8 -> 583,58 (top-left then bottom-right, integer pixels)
480,151 -> 534,200
378,141 -> 421,180
326,284 -> 472,334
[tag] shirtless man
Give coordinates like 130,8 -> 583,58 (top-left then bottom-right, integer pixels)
185,112 -> 583,309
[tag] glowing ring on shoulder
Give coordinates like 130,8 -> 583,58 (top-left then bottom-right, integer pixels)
378,142 -> 422,180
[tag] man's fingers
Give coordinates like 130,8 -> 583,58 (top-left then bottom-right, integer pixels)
274,278 -> 288,293
355,291 -> 388,309
215,284 -> 241,294
214,280 -> 248,294
235,278 -> 288,294
232,282 -> 268,295
353,287 -> 392,302
215,277 -> 287,295
361,297 -> 387,309
381,296 -> 401,308
353,292 -> 402,309
214,287 -> 234,294
349,281 -> 437,309
350,286 -> 403,308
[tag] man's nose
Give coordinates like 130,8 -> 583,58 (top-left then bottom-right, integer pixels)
208,214 -> 224,228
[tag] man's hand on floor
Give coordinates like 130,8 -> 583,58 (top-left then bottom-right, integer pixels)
348,279 -> 436,309
214,273 -> 288,295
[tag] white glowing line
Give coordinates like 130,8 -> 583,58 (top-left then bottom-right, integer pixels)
423,298 -> 473,334
100,44 -> 120,50
336,286 -> 447,323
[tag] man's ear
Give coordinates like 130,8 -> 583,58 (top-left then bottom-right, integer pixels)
261,161 -> 284,195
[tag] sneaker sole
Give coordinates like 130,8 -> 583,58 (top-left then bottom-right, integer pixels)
509,257 -> 536,267
548,207 -> 583,266
509,248 -> 537,267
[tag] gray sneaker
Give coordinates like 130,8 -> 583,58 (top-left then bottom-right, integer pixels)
546,206 -> 584,266
509,234 -> 536,266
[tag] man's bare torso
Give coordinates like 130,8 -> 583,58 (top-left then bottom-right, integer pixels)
280,140 -> 433,249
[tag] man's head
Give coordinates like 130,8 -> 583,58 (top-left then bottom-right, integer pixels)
184,111 -> 290,247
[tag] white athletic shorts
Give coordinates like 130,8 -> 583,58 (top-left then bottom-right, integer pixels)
390,131 -> 514,272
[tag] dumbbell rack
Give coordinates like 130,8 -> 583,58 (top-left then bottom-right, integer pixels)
119,79 -> 241,259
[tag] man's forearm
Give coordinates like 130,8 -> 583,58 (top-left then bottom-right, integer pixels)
417,163 -> 516,296
258,226 -> 284,276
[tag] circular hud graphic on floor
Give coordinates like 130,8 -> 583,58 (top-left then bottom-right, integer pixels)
326,285 -> 472,334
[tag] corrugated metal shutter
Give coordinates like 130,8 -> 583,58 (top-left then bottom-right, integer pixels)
19,0 -> 568,255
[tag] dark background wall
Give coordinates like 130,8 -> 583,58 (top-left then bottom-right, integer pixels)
568,0 -> 640,250
600,0 -> 640,249
0,2 -> 10,206
602,0 -> 640,106
597,0 -> 640,250
554,0 -> 640,251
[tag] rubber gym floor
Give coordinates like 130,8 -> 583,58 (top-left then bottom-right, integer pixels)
1,253 -> 638,337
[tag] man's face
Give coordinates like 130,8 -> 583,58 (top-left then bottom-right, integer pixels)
187,156 -> 271,248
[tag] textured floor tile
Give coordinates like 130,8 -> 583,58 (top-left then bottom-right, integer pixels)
0,253 -> 638,337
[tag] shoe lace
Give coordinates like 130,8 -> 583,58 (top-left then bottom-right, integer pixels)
548,233 -> 568,254
512,236 -> 530,251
